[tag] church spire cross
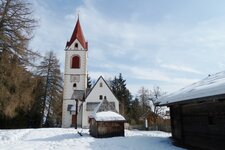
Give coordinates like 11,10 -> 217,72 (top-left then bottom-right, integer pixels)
77,10 -> 80,19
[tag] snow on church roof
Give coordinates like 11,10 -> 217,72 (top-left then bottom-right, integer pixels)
159,71 -> 225,105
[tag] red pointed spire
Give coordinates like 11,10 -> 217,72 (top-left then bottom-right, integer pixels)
66,18 -> 88,49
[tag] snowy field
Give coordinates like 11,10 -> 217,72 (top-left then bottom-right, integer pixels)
0,128 -> 184,150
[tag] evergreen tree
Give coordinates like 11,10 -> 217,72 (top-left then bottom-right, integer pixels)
110,73 -> 132,117
29,77 -> 46,128
128,98 -> 142,124
37,51 -> 63,127
87,74 -> 92,88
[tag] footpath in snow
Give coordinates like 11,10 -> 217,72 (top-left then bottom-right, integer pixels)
0,128 -> 185,150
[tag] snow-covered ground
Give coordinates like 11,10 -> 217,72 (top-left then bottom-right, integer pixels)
0,128 -> 184,150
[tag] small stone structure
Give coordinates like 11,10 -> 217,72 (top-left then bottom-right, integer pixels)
89,98 -> 126,138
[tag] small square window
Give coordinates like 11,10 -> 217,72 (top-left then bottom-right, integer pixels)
67,104 -> 73,111
99,95 -> 103,100
75,43 -> 78,48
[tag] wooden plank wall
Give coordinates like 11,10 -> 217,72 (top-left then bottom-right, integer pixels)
97,122 -> 124,138
89,119 -> 125,138
170,105 -> 183,142
171,99 -> 225,149
89,119 -> 98,137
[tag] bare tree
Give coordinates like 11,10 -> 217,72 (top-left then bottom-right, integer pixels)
37,51 -> 63,127
0,0 -> 37,61
149,86 -> 167,117
137,86 -> 151,114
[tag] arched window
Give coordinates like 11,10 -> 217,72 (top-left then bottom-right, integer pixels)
75,43 -> 78,48
73,83 -> 77,88
100,82 -> 103,87
71,55 -> 80,68
73,83 -> 77,90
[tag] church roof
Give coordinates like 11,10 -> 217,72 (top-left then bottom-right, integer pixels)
93,98 -> 118,114
66,18 -> 87,49
71,90 -> 85,101
89,98 -> 125,121
85,76 -> 119,103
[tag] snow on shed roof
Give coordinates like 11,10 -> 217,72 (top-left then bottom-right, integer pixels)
159,71 -> 225,105
93,111 -> 125,122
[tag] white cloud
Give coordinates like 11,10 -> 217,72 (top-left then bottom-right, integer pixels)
90,62 -> 199,91
88,71 -> 114,81
29,0 -> 225,95
161,64 -> 203,74
122,77 -> 198,95
30,0 -> 75,70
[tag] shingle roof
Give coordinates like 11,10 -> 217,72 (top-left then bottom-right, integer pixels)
94,98 -> 117,114
66,18 -> 87,49
71,90 -> 85,101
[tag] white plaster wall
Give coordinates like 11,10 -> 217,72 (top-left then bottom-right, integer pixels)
63,39 -> 87,99
81,77 -> 119,128
62,100 -> 84,128
62,100 -> 76,128
77,104 -> 82,127
68,39 -> 85,51
62,39 -> 88,128
64,39 -> 87,75
64,51 -> 87,75
63,75 -> 86,99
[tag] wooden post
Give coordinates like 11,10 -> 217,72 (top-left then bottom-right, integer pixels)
179,105 -> 184,144
75,99 -> 78,129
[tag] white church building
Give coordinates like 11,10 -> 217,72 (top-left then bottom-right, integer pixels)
62,18 -> 119,128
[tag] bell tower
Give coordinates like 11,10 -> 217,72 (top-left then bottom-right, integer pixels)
62,17 -> 88,127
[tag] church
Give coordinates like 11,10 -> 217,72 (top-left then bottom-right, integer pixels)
62,18 -> 120,128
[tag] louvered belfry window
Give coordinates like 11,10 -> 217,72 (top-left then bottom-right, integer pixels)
71,56 -> 80,68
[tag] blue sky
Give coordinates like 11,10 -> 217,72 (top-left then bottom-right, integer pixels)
30,0 -> 225,95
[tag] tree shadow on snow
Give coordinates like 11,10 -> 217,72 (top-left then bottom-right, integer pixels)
28,132 -> 90,142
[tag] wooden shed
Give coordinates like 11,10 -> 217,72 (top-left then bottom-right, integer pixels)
159,72 -> 225,150
140,110 -> 171,132
89,98 -> 126,138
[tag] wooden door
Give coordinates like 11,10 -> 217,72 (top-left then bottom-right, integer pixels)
72,115 -> 77,127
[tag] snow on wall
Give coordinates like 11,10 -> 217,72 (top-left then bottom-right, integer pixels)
159,71 -> 225,105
